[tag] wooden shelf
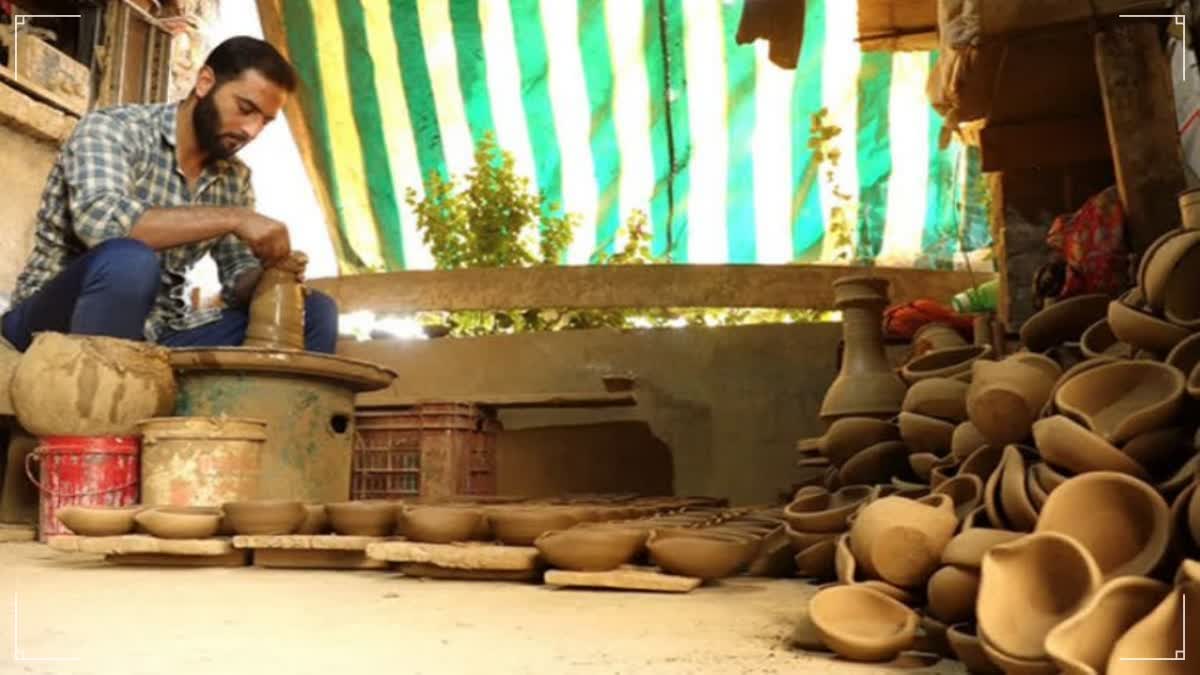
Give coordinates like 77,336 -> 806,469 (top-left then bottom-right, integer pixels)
0,64 -> 86,117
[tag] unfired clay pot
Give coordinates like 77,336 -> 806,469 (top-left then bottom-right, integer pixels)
134,506 -> 223,539
783,485 -> 874,533
488,507 -> 580,546
951,421 -> 989,461
837,441 -> 911,486
901,377 -> 969,422
977,532 -> 1103,661
967,355 -> 1059,446
932,473 -> 983,521
1032,416 -> 1150,479
1044,576 -> 1170,675
1166,331 -> 1200,375
819,277 -> 908,422
11,332 -> 176,437
901,345 -> 992,384
979,636 -> 1059,675
795,417 -> 900,467
792,538 -> 837,579
399,506 -> 484,544
940,528 -> 1023,569
325,501 -> 397,537
927,564 -> 980,624
946,623 -> 1002,675
998,445 -> 1039,532
1143,227 -> 1200,310
535,526 -> 647,571
1080,319 -> 1132,359
807,585 -> 918,662
222,500 -> 306,536
1020,293 -> 1110,353
1042,356 -> 1121,418
849,496 -> 957,589
784,524 -> 838,555
1054,360 -> 1185,445
296,504 -> 329,534
959,444 -> 1004,483
898,412 -> 955,456
244,254 -> 307,350
912,322 -> 968,358
1108,297 -> 1190,354
1107,585 -> 1198,674
646,530 -> 755,580
833,533 -> 918,605
56,505 -> 143,537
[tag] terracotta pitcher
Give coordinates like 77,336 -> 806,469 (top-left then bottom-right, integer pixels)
244,252 -> 308,350
819,276 -> 907,423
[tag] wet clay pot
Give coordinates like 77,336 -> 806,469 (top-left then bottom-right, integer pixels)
819,277 -> 908,422
1054,360 -> 1185,445
947,623 -> 1002,675
783,485 -> 874,533
646,530 -> 755,580
244,254 -> 307,350
326,501 -> 397,537
222,500 -> 306,536
833,533 -> 918,605
535,526 -> 647,571
1031,416 -> 1150,479
399,506 -> 484,544
1044,576 -> 1170,675
940,528 -> 1023,569
296,504 -> 329,534
56,505 -> 143,537
951,421 -> 989,461
976,532 -> 1103,661
1079,319 -> 1133,359
900,345 -> 992,384
1108,298 -> 1190,355
488,508 -> 580,546
807,585 -> 919,662
967,355 -> 1059,446
927,564 -> 980,624
11,332 -> 176,437
1020,293 -> 1110,353
902,377 -> 969,422
898,412 -> 955,456
1108,585 -> 1199,674
849,496 -> 957,589
837,441 -> 912,486
795,417 -> 900,467
134,506 -> 223,539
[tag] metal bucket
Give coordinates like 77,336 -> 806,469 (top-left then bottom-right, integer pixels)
137,417 -> 264,507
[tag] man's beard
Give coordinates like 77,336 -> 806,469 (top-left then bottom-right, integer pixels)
193,91 -> 244,163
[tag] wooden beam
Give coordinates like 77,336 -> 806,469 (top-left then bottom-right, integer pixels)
858,31 -> 939,52
979,0 -> 1171,36
1095,21 -> 1187,254
857,0 -> 937,51
307,265 -> 992,313
979,117 -> 1112,172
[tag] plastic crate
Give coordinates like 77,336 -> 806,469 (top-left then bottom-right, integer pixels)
351,403 -> 499,501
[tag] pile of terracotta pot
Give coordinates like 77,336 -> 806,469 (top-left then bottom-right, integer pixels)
790,271 -> 1200,672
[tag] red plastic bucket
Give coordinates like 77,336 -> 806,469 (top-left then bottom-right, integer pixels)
25,436 -> 140,542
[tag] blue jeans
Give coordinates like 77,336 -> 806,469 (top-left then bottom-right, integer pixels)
2,238 -> 338,354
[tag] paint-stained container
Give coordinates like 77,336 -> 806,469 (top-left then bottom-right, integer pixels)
26,435 -> 139,541
137,417 -> 265,507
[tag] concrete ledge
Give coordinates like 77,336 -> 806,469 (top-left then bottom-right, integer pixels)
0,79 -> 76,145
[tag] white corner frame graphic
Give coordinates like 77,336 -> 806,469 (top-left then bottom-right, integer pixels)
10,14 -> 83,81
1119,13 -> 1187,81
12,593 -> 80,663
1118,592 -> 1186,663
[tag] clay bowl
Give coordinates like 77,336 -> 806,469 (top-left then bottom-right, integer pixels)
837,441 -> 911,486
784,524 -> 838,555
295,504 -> 329,534
1170,482 -> 1200,560
900,345 -> 992,384
1186,479 -> 1200,553
940,528 -> 1023,569
1054,360 -> 1185,445
1026,466 -> 1050,510
1031,416 -> 1150,479
1020,293 -> 1110,353
1041,356 -> 1121,418
1122,426 -> 1190,477
488,507 -> 581,545
1108,298 -> 1191,355
832,533 -> 918,605
807,585 -> 919,662
796,417 -> 901,467
979,636 -> 1060,675
1107,586 -> 1198,674
134,506 -> 223,540
783,485 -> 874,533
325,501 -> 397,537
927,564 -> 980,625
792,537 -> 837,579
1044,576 -> 1170,675
951,421 -> 989,461
398,506 -> 484,544
958,444 -> 1003,482
646,530 -> 755,580
56,505 -> 143,537
907,453 -> 938,483
1030,461 -> 1069,493
912,322 -> 969,357
535,526 -> 647,571
932,473 -> 983,520
849,495 -> 957,589
898,412 -> 955,456
967,356 -> 1059,446
977,532 -> 1103,661
221,500 -> 306,536
947,623 -> 1002,675
1143,227 -> 1200,309
998,445 -> 1039,532
1166,332 -> 1200,375
901,377 -> 969,422
1080,319 -> 1132,359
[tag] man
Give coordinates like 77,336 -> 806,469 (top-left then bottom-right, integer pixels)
1,36 -> 338,354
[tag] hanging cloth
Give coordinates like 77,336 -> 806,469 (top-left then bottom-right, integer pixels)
736,0 -> 806,69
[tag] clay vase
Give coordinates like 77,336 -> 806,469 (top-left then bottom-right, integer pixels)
795,417 -> 900,467
947,623 -> 1003,675
296,504 -> 329,534
1031,416 -> 1150,479
244,256 -> 306,350
902,377 -> 970,422
849,496 -> 957,589
951,421 -> 989,461
901,345 -> 992,384
837,441 -> 912,486
398,506 -> 485,544
134,506 -> 223,539
325,501 -> 397,537
833,533 -> 918,605
940,528 -> 1023,569
912,322 -> 969,359
222,500 -> 306,536
1054,359 -> 1185,445
976,532 -> 1103,661
820,277 -> 908,422
1044,576 -> 1171,675
1108,297 -> 1190,354
11,332 -> 176,437
933,473 -> 984,521
967,355 -> 1059,446
535,526 -> 647,571
1107,584 -> 1199,674
1020,293 -> 1110,353
487,507 -> 581,546
927,564 -> 980,625
1079,319 -> 1133,359
807,585 -> 918,662
56,505 -> 143,537
783,485 -> 874,533
645,530 -> 755,580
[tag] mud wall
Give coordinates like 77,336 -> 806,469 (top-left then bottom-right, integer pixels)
0,125 -> 56,306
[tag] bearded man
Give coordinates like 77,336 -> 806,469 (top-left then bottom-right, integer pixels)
1,36 -> 338,353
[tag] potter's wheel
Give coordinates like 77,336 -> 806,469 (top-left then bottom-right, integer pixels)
167,346 -> 396,391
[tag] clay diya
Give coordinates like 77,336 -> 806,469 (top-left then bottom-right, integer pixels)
398,506 -> 485,544
1123,426 -> 1190,477
792,538 -> 837,579
932,473 -> 983,520
1079,319 -> 1132,359
958,444 -> 1004,482
849,496 -> 957,589
951,421 -> 989,461
833,533 -> 918,605
134,506 -> 223,540
901,377 -> 969,422
296,504 -> 329,534
916,614 -> 954,659
900,345 -> 992,384
488,507 -> 580,546
998,445 -> 1039,532
1170,482 -> 1200,561
1108,297 -> 1191,354
837,441 -> 911,486
795,417 -> 900,467
807,585 -> 918,662
1107,585 -> 1198,674
907,453 -> 938,483
1031,416 -> 1150,479
1187,480 -> 1200,551
1166,332 -> 1200,375
977,532 -> 1103,660
222,500 -> 306,536
791,608 -> 830,652
1026,466 -> 1050,511
960,504 -> 992,530
784,523 -> 838,555
947,623 -> 1002,675
967,355 -> 1059,446
646,530 -> 755,580
1020,293 -> 1110,353
783,485 -> 874,533
1030,461 -> 1069,494
534,526 -> 647,571
1041,356 -> 1121,418
898,412 -> 955,456
56,505 -> 143,537
912,322 -> 968,358
325,501 -> 397,537
1044,576 -> 1170,675
1143,227 -> 1200,309
1054,360 -> 1185,445
1159,450 -> 1200,499
927,564 -> 980,625
940,528 -> 1023,569
820,277 -> 908,422
979,636 -> 1059,675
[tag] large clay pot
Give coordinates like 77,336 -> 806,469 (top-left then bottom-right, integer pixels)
849,495 -> 957,589
1020,293 -> 1110,353
11,332 -> 176,436
244,254 -> 307,350
967,354 -> 1059,446
795,418 -> 900,467
1054,360 -> 1184,445
977,532 -> 1103,661
1044,576 -> 1170,675
807,585 -> 918,662
819,277 -> 907,422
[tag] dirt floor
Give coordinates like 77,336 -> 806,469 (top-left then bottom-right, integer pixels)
0,542 -> 966,675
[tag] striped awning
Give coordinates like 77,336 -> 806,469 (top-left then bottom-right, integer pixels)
259,0 -> 989,274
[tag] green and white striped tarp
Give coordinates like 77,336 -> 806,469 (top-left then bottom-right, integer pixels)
272,0 -> 989,273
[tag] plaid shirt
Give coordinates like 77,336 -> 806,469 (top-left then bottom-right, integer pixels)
11,101 -> 261,341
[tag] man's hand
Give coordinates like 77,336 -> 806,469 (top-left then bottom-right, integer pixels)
234,210 -> 291,264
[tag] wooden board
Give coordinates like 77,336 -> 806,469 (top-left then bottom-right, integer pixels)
232,535 -> 383,550
398,563 -> 540,582
105,551 -> 249,567
544,566 -> 701,593
356,391 -> 637,410
0,524 -> 35,542
858,0 -> 938,51
366,541 -> 541,571
48,534 -> 235,556
253,548 -> 388,570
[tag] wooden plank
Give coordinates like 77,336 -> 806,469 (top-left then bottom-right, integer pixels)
979,117 -> 1112,172
544,566 -> 702,593
398,563 -> 540,582
859,31 -> 939,52
253,548 -> 388,570
366,541 -> 541,571
106,551 -> 249,567
0,524 -> 35,542
858,0 -> 937,52
232,534 -> 383,550
308,265 -> 991,313
48,534 -> 235,556
1095,21 -> 1187,254
356,391 -> 637,410
979,0 -> 1171,36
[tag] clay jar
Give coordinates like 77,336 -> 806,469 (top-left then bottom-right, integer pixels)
807,585 -> 919,662
244,253 -> 308,350
966,354 -> 1059,446
1054,360 -> 1185,445
1044,576 -> 1170,675
849,495 -> 957,589
819,276 -> 908,422
645,530 -> 755,580
325,500 -> 396,537
796,417 -> 900,467
1035,471 -> 1170,579
398,506 -> 484,544
535,526 -> 647,571
56,505 -> 143,537
11,332 -> 176,437
976,532 -> 1103,661
222,500 -> 306,536
134,506 -> 223,539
